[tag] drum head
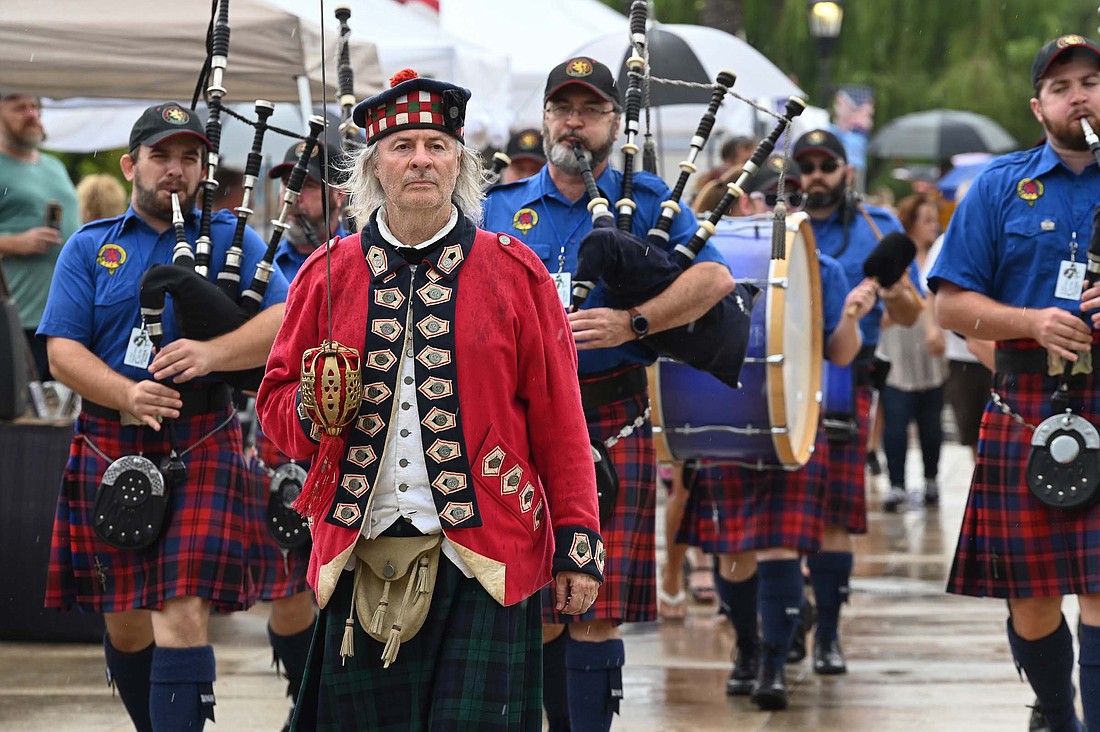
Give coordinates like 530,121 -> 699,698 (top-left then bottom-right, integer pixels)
765,212 -> 823,466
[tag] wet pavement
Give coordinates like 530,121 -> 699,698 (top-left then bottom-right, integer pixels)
0,441 -> 1059,730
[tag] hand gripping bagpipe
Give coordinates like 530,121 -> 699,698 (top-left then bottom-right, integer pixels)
571,63 -> 806,389
138,0 -> 328,393
1021,117 -> 1100,512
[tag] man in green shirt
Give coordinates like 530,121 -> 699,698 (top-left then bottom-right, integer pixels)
0,94 -> 79,380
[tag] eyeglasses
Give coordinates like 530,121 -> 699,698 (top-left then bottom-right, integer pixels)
544,103 -> 616,122
798,159 -> 840,175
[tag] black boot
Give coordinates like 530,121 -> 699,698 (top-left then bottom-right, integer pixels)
787,598 -> 815,663
813,637 -> 847,675
750,657 -> 788,711
725,641 -> 758,696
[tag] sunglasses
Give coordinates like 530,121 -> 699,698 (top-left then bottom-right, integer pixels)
798,159 -> 840,175
765,191 -> 803,207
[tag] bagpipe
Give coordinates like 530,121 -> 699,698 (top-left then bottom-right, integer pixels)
334,4 -> 361,233
138,0 -> 332,393
570,1 -> 807,389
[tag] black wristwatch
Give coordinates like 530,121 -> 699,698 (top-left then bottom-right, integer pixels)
628,307 -> 649,338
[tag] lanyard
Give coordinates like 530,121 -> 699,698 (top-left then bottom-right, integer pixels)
539,174 -> 589,274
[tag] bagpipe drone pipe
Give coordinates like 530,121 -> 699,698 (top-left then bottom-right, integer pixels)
570,43 -> 806,390
138,0 -> 331,393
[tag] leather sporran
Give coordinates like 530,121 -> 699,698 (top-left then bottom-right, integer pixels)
266,462 -> 310,550
591,439 -> 618,524
1025,411 -> 1100,511
93,454 -> 171,551
347,535 -> 442,668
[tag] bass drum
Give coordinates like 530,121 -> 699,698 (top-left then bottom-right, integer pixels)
651,213 -> 823,468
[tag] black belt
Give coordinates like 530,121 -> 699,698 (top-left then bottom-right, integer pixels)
82,384 -> 233,421
579,366 -> 648,411
995,346 -> 1100,374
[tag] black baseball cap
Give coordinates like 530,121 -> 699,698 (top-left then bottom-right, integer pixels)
268,137 -> 347,185
792,129 -> 847,162
745,155 -> 800,196
505,128 -> 545,163
129,102 -> 210,151
1031,34 -> 1100,89
544,56 -> 619,105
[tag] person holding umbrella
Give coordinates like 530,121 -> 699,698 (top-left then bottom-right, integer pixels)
792,128 -> 924,676
929,34 -> 1100,732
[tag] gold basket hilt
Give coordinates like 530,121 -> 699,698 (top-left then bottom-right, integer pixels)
301,340 -> 363,436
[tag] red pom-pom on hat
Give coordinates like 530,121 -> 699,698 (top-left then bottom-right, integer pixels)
389,69 -> 419,88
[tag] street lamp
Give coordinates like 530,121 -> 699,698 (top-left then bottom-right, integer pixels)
808,1 -> 844,106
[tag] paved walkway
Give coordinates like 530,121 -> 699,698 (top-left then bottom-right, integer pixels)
0,442 -> 1061,730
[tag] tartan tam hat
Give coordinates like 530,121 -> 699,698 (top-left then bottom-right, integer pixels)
792,128 -> 847,163
745,155 -> 800,195
1031,34 -> 1100,88
268,136 -> 347,185
129,102 -> 210,150
505,128 -> 545,163
351,69 -> 471,145
544,56 -> 619,105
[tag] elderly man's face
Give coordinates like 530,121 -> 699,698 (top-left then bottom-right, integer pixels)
0,95 -> 44,152
373,130 -> 461,216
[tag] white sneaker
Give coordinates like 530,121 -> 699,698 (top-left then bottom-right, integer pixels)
883,486 -> 907,513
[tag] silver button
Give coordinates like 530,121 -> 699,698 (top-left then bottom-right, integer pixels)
401,402 -> 411,410
399,458 -> 409,467
400,429 -> 410,437
404,376 -> 414,385
399,483 -> 409,492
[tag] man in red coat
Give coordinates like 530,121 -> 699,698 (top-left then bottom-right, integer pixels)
257,69 -> 604,732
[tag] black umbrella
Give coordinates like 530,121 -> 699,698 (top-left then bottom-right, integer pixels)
869,108 -> 1017,160
614,28 -> 711,107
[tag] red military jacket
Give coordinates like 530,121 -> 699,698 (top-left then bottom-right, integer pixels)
257,212 -> 604,609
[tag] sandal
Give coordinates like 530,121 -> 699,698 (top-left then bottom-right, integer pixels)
687,567 -> 717,603
657,586 -> 688,621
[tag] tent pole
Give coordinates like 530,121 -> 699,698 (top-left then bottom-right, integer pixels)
296,75 -> 313,133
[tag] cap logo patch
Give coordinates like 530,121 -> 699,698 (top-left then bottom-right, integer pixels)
96,243 -> 126,274
566,58 -> 594,77
513,208 -> 538,234
1057,34 -> 1088,49
294,141 -> 320,159
807,130 -> 826,144
1016,177 -> 1044,206
519,131 -> 540,150
162,105 -> 190,125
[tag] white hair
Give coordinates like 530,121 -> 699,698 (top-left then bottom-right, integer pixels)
339,135 -> 488,226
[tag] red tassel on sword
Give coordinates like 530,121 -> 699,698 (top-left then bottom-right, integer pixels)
295,341 -> 363,520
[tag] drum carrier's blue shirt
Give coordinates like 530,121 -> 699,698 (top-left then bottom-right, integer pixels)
819,252 -> 852,343
38,206 -> 290,382
928,143 -> 1100,308
483,164 -> 729,375
808,201 -> 914,349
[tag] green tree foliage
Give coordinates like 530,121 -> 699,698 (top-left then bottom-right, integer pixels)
605,0 -> 1097,152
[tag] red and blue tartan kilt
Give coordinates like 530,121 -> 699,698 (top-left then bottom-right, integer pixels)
948,368 -> 1100,598
244,431 -> 310,601
542,391 -> 656,624
819,385 -> 872,534
45,409 -> 253,613
292,557 -> 542,732
676,430 -> 828,555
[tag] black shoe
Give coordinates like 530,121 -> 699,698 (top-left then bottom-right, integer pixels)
883,486 -> 907,513
813,637 -> 847,675
726,643 -> 758,696
750,661 -> 788,711
787,599 -> 815,663
1027,700 -> 1051,732
866,450 -> 883,476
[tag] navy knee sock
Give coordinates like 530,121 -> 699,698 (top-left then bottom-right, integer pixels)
1079,622 -> 1100,731
104,635 -> 154,732
807,551 -> 852,643
565,638 -> 625,732
714,572 -> 759,654
150,645 -> 216,732
1007,616 -> 1079,732
757,559 -> 805,668
543,632 -> 571,732
268,624 -> 313,704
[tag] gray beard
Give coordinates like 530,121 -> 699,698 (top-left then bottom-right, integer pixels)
545,138 -> 614,177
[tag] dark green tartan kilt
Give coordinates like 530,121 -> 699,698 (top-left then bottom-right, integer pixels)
291,556 -> 542,732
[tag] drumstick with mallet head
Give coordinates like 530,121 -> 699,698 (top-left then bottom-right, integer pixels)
846,231 -> 923,317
